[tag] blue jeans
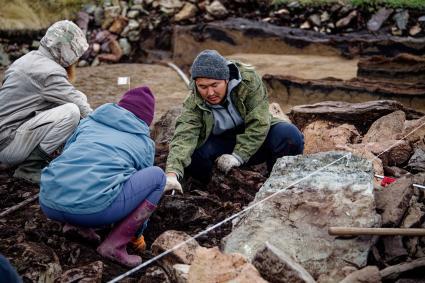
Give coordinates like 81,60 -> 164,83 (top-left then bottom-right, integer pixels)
186,122 -> 304,182
40,166 -> 166,228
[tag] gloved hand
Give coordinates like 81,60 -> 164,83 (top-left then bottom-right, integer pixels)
164,173 -> 184,195
216,154 -> 242,174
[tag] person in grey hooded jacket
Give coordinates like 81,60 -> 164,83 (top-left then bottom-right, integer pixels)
0,20 -> 92,184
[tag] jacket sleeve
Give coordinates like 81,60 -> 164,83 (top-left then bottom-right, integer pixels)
233,71 -> 270,162
42,73 -> 93,118
165,95 -> 203,178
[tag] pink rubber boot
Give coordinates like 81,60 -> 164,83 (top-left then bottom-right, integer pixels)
96,200 -> 157,267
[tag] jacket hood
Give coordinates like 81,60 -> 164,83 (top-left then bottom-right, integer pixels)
40,20 -> 88,67
89,103 -> 150,135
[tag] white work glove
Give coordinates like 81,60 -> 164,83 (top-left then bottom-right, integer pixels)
164,174 -> 184,195
216,154 -> 242,174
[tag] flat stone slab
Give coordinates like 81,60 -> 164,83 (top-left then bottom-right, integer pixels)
223,151 -> 380,279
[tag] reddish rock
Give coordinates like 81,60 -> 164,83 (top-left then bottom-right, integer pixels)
374,175 -> 414,227
188,247 -> 266,283
363,110 -> 405,143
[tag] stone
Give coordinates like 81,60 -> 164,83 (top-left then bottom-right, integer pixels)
104,5 -> 121,19
336,10 -> 357,29
336,144 -> 384,176
374,175 -> 414,227
119,38 -> 131,56
160,0 -> 184,12
289,100 -> 422,133
119,0 -> 129,17
393,10 -> 409,30
401,196 -> 425,228
128,30 -> 141,42
339,266 -> 381,283
174,2 -> 198,22
206,0 -> 228,19
223,151 -> 380,279
188,247 -> 267,283
382,236 -> 408,263
367,8 -> 394,32
403,116 -> 425,151
269,103 -> 291,123
140,266 -> 171,283
409,24 -> 422,36
318,267 -> 358,283
321,11 -> 330,22
383,166 -> 409,178
127,9 -> 140,18
151,107 -> 183,144
127,19 -> 140,31
78,60 -> 88,67
303,121 -> 360,154
173,264 -> 190,283
407,148 -> 425,172
252,242 -> 315,283
300,21 -> 311,29
349,140 -> 412,166
109,16 -> 128,34
309,14 -> 321,27
94,7 -> 104,26
363,110 -> 405,143
151,230 -> 199,265
58,261 -> 103,283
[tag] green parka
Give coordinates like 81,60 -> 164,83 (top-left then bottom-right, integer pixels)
165,61 -> 280,177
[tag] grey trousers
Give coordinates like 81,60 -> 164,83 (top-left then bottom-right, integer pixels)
0,103 -> 80,166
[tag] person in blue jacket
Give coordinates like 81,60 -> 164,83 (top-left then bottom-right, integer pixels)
39,86 -> 177,267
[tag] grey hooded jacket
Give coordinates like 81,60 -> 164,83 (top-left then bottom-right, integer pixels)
0,20 -> 92,151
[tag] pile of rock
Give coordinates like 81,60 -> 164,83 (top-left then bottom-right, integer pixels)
143,99 -> 425,282
1,0 -> 424,67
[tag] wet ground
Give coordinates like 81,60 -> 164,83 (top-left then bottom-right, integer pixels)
0,157 -> 267,282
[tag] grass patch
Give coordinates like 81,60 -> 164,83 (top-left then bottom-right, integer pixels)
0,0 -> 94,31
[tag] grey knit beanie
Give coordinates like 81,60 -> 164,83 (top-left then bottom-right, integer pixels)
190,50 -> 229,80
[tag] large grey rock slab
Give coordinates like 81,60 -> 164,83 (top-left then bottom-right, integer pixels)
223,151 -> 380,279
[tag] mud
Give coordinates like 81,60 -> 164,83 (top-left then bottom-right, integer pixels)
0,149 -> 267,282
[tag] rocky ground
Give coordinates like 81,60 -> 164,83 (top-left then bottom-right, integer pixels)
1,0 -> 424,66
1,0 -> 425,282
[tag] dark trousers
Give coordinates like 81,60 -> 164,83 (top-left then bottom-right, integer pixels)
0,254 -> 22,283
186,122 -> 304,182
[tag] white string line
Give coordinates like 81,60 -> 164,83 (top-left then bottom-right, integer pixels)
107,153 -> 351,283
109,117 -> 425,283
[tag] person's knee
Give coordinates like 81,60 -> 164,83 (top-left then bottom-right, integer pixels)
148,166 -> 166,192
271,123 -> 304,155
61,103 -> 81,129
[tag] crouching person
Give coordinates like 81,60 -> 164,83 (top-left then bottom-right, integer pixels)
165,49 -> 304,192
0,20 -> 92,184
39,87 -> 174,267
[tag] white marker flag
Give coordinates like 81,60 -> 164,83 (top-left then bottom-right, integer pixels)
117,77 -> 130,85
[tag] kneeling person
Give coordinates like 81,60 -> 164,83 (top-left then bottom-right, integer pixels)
0,20 -> 92,183
165,50 -> 304,192
39,87 -> 175,267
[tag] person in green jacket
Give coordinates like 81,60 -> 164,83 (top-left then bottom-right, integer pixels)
164,50 -> 304,192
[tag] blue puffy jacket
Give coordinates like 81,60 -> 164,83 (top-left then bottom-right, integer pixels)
40,103 -> 155,214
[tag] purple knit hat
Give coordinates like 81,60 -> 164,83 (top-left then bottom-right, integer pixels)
118,86 -> 155,126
